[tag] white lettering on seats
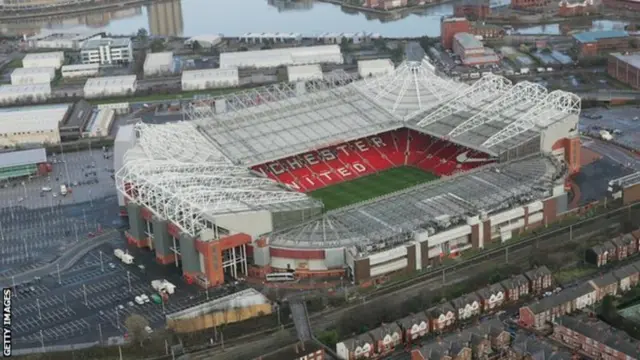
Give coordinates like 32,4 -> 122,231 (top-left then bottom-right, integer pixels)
354,140 -> 369,152
304,153 -> 319,165
337,167 -> 351,177
370,136 -> 386,148
268,162 -> 284,175
287,157 -> 303,170
353,163 -> 367,173
318,149 -> 336,161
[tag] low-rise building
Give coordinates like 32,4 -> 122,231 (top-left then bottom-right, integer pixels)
524,266 -> 553,294
61,63 -> 100,79
143,52 -> 174,77
357,59 -> 395,79
441,17 -> 472,49
608,52 -> 640,90
10,67 -> 56,85
558,0 -> 597,16
553,314 -> 640,359
501,274 -> 530,302
60,100 -> 93,141
427,303 -> 456,332
612,233 -> 636,260
0,83 -> 52,105
22,52 -> 65,69
570,281 -> 597,310
81,38 -> 133,65
508,333 -> 573,360
588,272 -> 619,301
0,104 -> 70,147
26,31 -> 102,50
396,312 -> 429,344
573,30 -> 630,57
452,32 -> 500,66
518,291 -> 573,329
287,64 -> 323,83
369,323 -> 402,357
612,263 -> 640,292
258,341 -> 325,360
476,283 -> 506,311
451,292 -> 482,321
83,75 -> 137,99
336,333 -> 375,360
181,68 -> 240,91
511,0 -> 550,9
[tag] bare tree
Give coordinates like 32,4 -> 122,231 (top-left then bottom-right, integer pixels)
125,313 -> 150,346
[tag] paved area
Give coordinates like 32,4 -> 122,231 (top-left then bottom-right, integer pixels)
581,137 -> 640,171
580,106 -> 640,151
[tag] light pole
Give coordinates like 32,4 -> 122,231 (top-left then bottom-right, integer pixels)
74,223 -> 79,243
83,284 -> 88,306
98,323 -> 103,345
36,298 -> 42,320
0,220 -> 4,241
40,330 -> 45,353
115,307 -> 120,329
99,251 -> 104,273
127,271 -> 132,293
57,263 -> 61,285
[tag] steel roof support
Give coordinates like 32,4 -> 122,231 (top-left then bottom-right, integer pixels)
415,74 -> 511,127
448,81 -> 547,138
482,90 -> 581,149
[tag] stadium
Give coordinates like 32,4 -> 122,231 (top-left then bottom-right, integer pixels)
115,60 -> 582,288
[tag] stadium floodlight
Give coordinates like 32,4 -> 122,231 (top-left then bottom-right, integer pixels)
415,73 -> 511,127
447,81 -> 547,138
482,90 -> 581,149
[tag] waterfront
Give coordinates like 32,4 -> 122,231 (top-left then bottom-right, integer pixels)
0,0 -> 630,37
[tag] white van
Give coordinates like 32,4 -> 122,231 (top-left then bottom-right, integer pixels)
60,184 -> 68,196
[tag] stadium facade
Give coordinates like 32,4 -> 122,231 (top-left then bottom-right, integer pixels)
115,60 -> 581,288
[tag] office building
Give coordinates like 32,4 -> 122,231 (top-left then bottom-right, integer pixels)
81,38 -> 133,65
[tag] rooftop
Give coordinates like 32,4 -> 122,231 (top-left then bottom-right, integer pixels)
0,148 -> 47,168
182,68 -> 239,81
555,314 -> 639,357
22,52 -> 64,61
259,341 -> 323,360
27,30 -> 100,41
611,52 -> 640,71
0,83 -> 52,95
81,37 -> 131,50
84,75 -> 136,89
573,30 -> 629,43
0,104 -> 70,133
144,52 -> 174,66
454,32 -> 483,49
11,67 -> 55,75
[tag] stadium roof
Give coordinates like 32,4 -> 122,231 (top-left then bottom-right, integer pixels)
267,155 -> 563,250
119,60 -> 579,238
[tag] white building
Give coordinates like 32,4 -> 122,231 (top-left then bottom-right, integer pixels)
26,31 -> 102,50
184,34 -> 222,48
0,104 -> 70,147
10,67 -> 56,85
239,32 -> 302,44
143,52 -> 174,77
22,52 -> 65,69
81,38 -> 133,65
84,109 -> 115,137
181,68 -> 239,91
61,63 -> 100,79
287,64 -> 323,83
358,59 -> 395,79
0,84 -> 52,105
83,75 -> 137,99
220,45 -> 342,69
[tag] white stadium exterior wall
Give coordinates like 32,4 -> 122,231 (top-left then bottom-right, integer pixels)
287,64 -> 323,83
540,113 -> 579,153
212,211 -> 273,238
357,59 -> 395,79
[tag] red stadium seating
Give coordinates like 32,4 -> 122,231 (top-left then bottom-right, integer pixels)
252,129 -> 494,192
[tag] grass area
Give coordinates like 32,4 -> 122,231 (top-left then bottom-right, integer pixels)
553,267 -> 597,284
6,58 -> 21,68
87,86 -> 245,105
310,166 -> 438,211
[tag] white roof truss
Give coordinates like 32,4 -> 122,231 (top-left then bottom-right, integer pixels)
482,90 -> 581,149
415,74 -> 511,127
448,81 -> 547,138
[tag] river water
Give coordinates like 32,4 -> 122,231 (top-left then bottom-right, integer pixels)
0,0 -> 629,38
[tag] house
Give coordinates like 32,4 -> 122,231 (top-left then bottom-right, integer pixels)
508,333 -> 574,360
553,314 -> 640,360
518,290 -> 574,329
625,233 -> 639,256
411,340 -> 456,360
501,274 -> 530,302
632,229 -> 640,251
568,281 -> 597,311
397,312 -> 429,344
613,263 -> 640,292
585,244 -> 608,267
588,272 -> 619,301
612,233 -> 637,260
427,303 -> 457,332
476,283 -> 506,311
368,322 -> 402,356
475,317 -> 511,352
258,341 -> 325,360
451,292 -> 483,321
524,266 -> 553,294
336,333 -> 375,360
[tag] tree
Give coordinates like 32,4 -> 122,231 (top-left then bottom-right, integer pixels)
340,37 -> 350,52
150,39 -> 165,53
125,314 -> 150,346
317,330 -> 339,348
136,28 -> 148,40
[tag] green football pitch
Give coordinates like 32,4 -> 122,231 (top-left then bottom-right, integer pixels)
309,166 -> 439,211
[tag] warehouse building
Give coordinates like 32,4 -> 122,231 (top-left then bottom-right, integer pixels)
26,31 -> 102,50
61,63 -> 100,79
83,75 -> 137,99
287,64 -> 323,83
573,30 -> 630,57
608,52 -> 640,90
22,52 -> 65,69
453,32 -> 500,66
60,100 -> 93,140
81,38 -> 133,65
10,67 -> 56,85
0,148 -> 50,181
84,108 -> 115,137
0,104 -> 70,147
184,34 -> 222,49
181,68 -> 239,91
220,45 -> 343,69
238,32 -> 302,44
357,59 -> 395,78
0,84 -> 52,105
143,52 -> 174,77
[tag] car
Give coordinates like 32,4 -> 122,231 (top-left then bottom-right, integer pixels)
17,197 -> 23,202
41,187 -> 52,192
53,193 -> 57,197
128,301 -> 135,307
134,296 -> 144,305
118,304 -> 125,310
138,265 -> 145,271
144,326 -> 153,334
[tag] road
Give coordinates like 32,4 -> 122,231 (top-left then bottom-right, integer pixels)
186,205 -> 638,359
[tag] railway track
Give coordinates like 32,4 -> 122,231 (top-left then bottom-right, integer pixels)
184,204 -> 639,359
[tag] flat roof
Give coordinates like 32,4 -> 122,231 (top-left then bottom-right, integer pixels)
144,52 -> 174,66
27,30 -> 101,41
611,52 -> 640,69
84,75 -> 136,89
62,63 -> 100,71
11,67 -> 56,75
454,32 -> 483,49
82,38 -> 131,50
181,68 -> 238,81
0,83 -> 51,95
63,100 -> 93,129
573,30 -> 629,43
0,148 -> 47,168
0,104 -> 70,133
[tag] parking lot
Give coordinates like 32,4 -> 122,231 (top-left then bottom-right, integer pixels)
580,106 -> 640,152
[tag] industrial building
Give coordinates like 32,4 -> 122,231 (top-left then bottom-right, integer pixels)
60,100 -> 93,140
181,68 -> 239,91
316,32 -> 381,45
454,0 -> 490,18
61,63 -> 100,78
238,32 -> 302,44
220,45 -> 343,69
143,52 -> 174,77
183,34 -> 222,49
84,108 -> 115,137
10,67 -> 56,85
81,38 -> 133,65
607,52 -> 640,90
558,0 -> 597,16
26,31 -> 102,50
0,148 -> 49,181
357,59 -> 395,78
452,33 -> 500,66
0,104 -> 70,147
287,64 -> 323,83
147,0 -> 184,37
441,17 -> 471,49
573,30 -> 630,57
0,83 -> 52,105
511,0 -> 550,8
22,52 -> 65,69
116,61 -> 581,288
83,75 -> 137,99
